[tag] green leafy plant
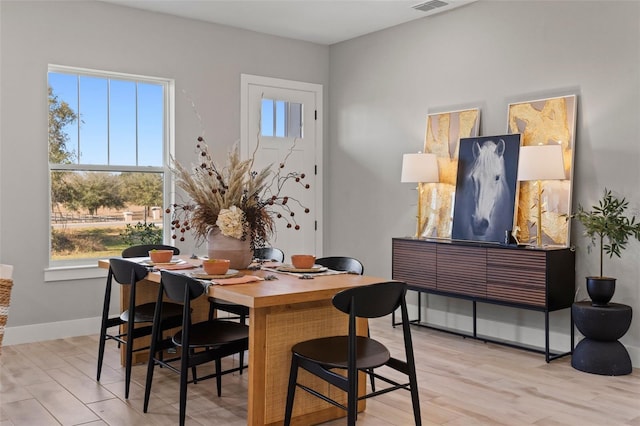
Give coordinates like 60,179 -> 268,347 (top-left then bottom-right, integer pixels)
120,222 -> 163,246
572,188 -> 640,277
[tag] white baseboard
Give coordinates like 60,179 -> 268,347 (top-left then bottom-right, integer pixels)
2,317 -> 102,346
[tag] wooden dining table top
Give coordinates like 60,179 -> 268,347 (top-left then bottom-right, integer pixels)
97,256 -> 388,309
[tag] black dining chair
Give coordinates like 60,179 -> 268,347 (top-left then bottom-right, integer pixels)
206,247 -> 284,373
284,281 -> 421,426
314,256 -> 378,390
122,244 -> 180,258
253,246 -> 285,262
143,271 -> 249,426
96,258 -> 183,399
315,256 -> 364,275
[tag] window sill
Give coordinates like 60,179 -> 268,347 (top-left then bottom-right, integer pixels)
45,264 -> 108,282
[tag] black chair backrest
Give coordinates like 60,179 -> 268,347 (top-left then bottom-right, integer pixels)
122,244 -> 180,258
109,258 -> 150,285
315,256 -> 364,275
160,270 -> 206,303
332,281 -> 406,319
254,247 -> 285,262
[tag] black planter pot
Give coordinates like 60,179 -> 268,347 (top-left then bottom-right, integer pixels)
586,276 -> 616,306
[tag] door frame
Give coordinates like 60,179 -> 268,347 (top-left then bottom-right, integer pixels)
240,74 -> 323,256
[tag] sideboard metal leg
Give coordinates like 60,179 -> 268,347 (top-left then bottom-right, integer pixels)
545,310 -> 550,363
571,307 -> 575,351
472,301 -> 477,338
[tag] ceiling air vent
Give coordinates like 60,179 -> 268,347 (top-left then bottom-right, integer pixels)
412,0 -> 448,12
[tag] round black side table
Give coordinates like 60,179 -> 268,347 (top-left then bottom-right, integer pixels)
572,301 -> 632,376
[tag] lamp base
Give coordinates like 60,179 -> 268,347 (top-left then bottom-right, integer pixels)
535,179 -> 543,247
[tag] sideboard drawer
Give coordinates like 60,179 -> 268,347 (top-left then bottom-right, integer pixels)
487,249 -> 547,307
436,245 -> 486,298
392,239 -> 436,290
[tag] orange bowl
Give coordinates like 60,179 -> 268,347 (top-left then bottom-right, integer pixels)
203,259 -> 231,275
148,249 -> 174,263
291,254 -> 316,269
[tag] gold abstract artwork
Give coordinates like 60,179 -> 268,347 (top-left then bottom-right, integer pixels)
508,95 -> 576,246
421,108 -> 480,238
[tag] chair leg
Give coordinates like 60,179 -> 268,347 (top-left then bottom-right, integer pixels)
411,385 -> 422,426
143,355 -> 156,411
215,358 -> 222,397
347,367 -> 357,426
238,350 -> 245,375
191,348 -> 198,384
366,326 -> 375,391
409,366 -> 422,425
368,368 -> 375,391
208,302 -> 215,321
402,302 -> 422,426
179,346 -> 189,426
96,327 -> 107,381
239,313 -> 247,374
283,355 -> 299,426
97,286 -> 111,382
124,329 -> 133,399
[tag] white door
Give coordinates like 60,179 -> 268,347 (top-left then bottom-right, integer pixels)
240,74 -> 323,261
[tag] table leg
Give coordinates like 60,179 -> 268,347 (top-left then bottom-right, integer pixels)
247,300 -> 367,426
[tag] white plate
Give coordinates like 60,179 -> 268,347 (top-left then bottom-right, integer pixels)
276,265 -> 328,273
142,258 -> 182,266
191,269 -> 240,279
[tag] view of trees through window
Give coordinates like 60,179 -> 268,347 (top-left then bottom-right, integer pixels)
48,67 -> 169,263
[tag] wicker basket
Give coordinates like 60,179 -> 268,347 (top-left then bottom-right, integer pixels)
0,277 -> 13,351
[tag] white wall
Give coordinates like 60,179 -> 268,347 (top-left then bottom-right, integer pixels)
0,1 -> 328,341
327,0 -> 640,366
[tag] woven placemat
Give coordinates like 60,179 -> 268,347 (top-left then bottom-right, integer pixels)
0,278 -> 14,351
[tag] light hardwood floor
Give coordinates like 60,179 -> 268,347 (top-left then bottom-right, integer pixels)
1,317 -> 639,426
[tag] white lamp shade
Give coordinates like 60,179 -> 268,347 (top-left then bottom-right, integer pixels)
401,153 -> 439,183
517,145 -> 566,181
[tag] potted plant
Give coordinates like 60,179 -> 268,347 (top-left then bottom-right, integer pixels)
572,188 -> 640,306
168,136 -> 311,269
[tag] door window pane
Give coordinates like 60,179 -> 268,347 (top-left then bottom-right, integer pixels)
261,98 -> 302,139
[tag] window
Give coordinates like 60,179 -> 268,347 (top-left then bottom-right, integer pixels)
48,65 -> 172,267
260,98 -> 303,138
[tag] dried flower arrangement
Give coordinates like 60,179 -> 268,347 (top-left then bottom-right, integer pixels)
167,136 -> 310,249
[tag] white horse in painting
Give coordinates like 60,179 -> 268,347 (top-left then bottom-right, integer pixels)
468,139 -> 511,238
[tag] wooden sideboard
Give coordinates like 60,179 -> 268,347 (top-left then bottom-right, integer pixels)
392,237 -> 575,362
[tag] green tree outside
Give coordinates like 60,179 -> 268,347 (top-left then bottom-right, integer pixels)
67,172 -> 126,216
49,87 -> 78,216
120,172 -> 163,222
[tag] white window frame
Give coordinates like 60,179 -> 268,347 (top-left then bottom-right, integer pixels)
45,65 -> 175,282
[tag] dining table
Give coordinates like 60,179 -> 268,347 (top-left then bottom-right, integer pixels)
98,256 -> 388,425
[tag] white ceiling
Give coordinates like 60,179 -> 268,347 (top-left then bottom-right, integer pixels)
101,0 -> 477,45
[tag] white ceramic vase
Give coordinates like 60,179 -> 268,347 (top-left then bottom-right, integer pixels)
206,227 -> 252,270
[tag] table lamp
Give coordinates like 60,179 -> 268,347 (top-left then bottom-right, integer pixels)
517,144 -> 566,247
401,152 -> 439,238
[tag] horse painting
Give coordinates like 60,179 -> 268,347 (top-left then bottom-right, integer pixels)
452,135 -> 521,243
